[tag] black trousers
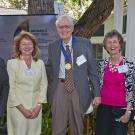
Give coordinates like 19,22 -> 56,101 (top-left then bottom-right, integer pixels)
95,104 -> 128,135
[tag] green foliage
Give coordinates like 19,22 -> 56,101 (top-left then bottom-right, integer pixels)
10,0 -> 27,9
64,0 -> 92,20
6,0 -> 92,19
55,0 -> 64,4
0,113 -> 6,126
124,0 -> 127,6
41,103 -> 52,135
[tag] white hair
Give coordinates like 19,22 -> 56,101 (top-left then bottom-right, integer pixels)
55,15 -> 74,27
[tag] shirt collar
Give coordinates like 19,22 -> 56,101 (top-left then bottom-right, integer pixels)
63,36 -> 72,47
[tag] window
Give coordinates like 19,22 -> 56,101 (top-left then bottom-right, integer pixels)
123,15 -> 127,34
93,24 -> 104,37
121,42 -> 126,56
92,44 -> 103,63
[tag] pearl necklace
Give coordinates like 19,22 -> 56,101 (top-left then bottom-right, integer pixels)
109,61 -> 119,72
109,56 -> 123,73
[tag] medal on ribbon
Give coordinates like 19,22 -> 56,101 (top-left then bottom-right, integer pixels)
65,63 -> 71,70
61,38 -> 74,70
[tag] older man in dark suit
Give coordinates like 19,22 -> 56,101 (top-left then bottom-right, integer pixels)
0,58 -> 9,116
47,15 -> 101,135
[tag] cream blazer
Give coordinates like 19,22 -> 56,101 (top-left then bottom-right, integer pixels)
7,58 -> 48,109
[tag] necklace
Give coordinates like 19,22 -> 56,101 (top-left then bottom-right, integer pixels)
109,56 -> 122,73
109,61 -> 119,72
20,55 -> 32,69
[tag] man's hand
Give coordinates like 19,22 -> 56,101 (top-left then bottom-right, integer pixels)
92,97 -> 101,106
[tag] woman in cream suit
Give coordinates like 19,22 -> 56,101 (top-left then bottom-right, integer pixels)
7,31 -> 48,135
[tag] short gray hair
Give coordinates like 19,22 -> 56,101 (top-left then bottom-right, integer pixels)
103,29 -> 124,50
55,15 -> 74,27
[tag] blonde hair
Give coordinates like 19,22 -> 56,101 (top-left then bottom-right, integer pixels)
13,31 -> 40,61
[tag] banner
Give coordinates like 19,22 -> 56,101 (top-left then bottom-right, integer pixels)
0,15 -> 58,64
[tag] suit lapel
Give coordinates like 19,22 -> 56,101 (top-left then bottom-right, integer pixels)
54,37 -> 78,77
55,40 -> 61,76
73,37 -> 78,69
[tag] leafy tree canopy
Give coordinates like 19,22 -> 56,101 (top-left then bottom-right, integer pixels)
9,0 -> 27,9
64,0 -> 92,19
1,0 -> 93,19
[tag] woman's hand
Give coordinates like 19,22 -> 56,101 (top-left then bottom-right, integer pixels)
16,104 -> 33,118
30,104 -> 41,119
120,112 -> 131,123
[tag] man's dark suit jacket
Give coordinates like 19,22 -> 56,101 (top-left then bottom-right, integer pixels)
0,58 -> 9,116
47,36 -> 100,112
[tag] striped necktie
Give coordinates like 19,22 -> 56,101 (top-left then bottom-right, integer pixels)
65,45 -> 74,93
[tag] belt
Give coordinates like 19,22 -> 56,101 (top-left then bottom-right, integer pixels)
59,78 -> 65,83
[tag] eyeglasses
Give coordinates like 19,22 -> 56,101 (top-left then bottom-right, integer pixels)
58,25 -> 72,30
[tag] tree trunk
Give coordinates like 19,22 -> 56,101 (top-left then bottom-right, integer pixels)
28,0 -> 54,14
28,0 -> 114,38
74,0 -> 114,38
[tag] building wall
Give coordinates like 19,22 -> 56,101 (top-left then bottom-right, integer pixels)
90,6 -> 128,61
90,12 -> 127,60
90,15 -> 113,60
